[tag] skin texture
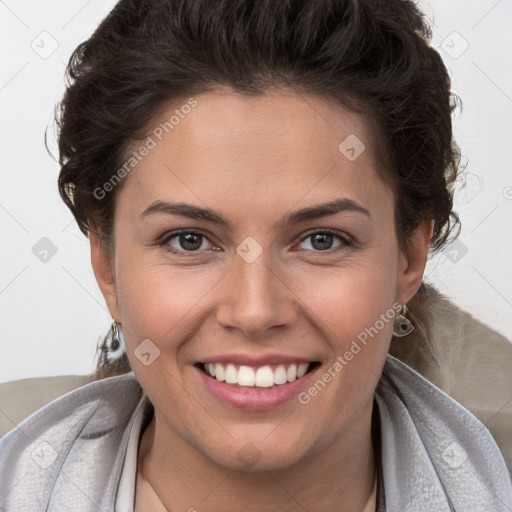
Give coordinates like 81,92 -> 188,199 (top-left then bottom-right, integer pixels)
90,88 -> 433,511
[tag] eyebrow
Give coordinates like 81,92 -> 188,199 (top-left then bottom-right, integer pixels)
140,198 -> 371,228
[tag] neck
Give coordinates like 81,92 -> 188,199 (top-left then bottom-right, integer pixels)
136,397 -> 379,511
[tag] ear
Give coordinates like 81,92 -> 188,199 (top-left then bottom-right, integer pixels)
397,220 -> 434,304
89,225 -> 121,322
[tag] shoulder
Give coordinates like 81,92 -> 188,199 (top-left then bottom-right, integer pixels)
391,283 -> 512,471
376,355 -> 512,510
0,374 -> 94,437
0,372 -> 144,511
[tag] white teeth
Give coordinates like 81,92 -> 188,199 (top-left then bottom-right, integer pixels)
238,365 -> 255,386
297,363 -> 309,378
274,365 -> 287,385
225,363 -> 238,384
214,363 -> 225,381
204,362 -> 311,388
255,366 -> 274,388
286,365 -> 297,382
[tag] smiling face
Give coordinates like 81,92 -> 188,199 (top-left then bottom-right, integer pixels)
91,88 -> 430,473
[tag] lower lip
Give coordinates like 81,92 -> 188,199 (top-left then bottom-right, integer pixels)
196,366 -> 317,411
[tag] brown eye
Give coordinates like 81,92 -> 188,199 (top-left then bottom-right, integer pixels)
160,230 -> 215,253
297,230 -> 352,252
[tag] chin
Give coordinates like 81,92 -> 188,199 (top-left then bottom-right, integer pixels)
203,435 -> 310,472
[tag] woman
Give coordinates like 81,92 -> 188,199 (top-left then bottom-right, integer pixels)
0,0 -> 511,510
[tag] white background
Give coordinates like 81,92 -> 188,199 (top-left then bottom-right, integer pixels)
0,0 -> 511,383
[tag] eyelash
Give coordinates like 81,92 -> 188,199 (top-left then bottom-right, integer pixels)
157,228 -> 354,255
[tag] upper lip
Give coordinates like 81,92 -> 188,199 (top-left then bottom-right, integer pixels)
199,353 -> 318,366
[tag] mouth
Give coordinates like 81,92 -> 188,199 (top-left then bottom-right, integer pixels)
194,358 -> 322,410
193,351 -> 324,410
195,361 -> 321,389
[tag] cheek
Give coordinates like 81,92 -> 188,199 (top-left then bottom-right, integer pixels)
114,255 -> 225,355
294,266 -> 398,419
301,252 -> 398,340
296,246 -> 400,396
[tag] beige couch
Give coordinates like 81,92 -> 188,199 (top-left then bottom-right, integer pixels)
1,286 -> 511,473
0,374 -> 94,437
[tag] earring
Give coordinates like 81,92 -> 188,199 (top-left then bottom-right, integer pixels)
392,304 -> 415,337
111,320 -> 125,352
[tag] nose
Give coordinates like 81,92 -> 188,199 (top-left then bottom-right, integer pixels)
215,245 -> 298,340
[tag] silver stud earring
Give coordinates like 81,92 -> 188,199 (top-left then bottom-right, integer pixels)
392,304 -> 415,337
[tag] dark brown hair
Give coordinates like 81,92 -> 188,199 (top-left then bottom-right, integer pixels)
55,0 -> 461,379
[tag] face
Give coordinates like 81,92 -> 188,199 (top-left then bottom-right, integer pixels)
91,88 -> 430,471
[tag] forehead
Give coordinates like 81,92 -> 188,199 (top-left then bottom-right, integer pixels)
116,88 -> 392,224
